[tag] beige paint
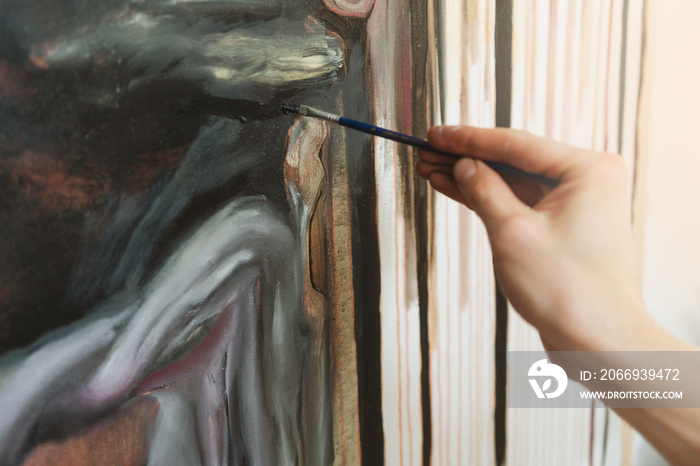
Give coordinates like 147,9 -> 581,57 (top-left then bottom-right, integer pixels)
634,1 -> 700,465
638,0 -> 700,344
369,1 -> 425,463
508,1 -> 641,464
428,1 -> 498,464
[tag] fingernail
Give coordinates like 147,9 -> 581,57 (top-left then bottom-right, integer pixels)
456,158 -> 476,182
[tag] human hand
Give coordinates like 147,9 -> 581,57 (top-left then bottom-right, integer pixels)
417,126 -> 658,352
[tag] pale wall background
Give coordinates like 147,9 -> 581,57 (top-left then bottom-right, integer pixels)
635,0 -> 700,464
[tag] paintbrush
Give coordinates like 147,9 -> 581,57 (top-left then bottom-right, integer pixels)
282,104 -> 559,187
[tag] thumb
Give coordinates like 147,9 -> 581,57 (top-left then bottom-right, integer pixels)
453,157 -> 531,230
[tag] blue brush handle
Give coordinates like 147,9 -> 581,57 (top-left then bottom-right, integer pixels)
337,116 -> 559,188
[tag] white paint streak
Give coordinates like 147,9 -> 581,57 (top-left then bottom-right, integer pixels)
509,0 -> 639,464
368,1 -> 423,463
428,1 -> 497,464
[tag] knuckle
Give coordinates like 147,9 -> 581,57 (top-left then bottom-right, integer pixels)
492,128 -> 518,151
597,152 -> 629,180
495,128 -> 536,157
580,151 -> 628,180
607,153 -> 628,173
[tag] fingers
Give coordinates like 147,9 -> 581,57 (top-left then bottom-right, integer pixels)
416,160 -> 454,179
425,171 -> 467,205
416,147 -> 459,166
427,126 -> 580,180
419,156 -> 533,231
419,126 -> 560,229
451,158 -> 531,230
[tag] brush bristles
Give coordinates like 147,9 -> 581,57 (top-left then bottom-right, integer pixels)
280,103 -> 300,115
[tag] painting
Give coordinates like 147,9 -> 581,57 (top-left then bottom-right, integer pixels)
0,0 -> 381,464
0,0 -> 650,464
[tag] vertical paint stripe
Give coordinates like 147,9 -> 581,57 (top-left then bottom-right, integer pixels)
494,1 -> 512,465
408,4 -> 433,461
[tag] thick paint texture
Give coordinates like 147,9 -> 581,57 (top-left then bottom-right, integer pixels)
0,0 -> 359,464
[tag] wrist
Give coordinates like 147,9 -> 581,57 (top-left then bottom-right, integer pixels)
559,299 -> 688,352
541,290 -> 654,351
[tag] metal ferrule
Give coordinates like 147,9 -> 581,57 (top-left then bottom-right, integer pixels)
298,105 -> 340,123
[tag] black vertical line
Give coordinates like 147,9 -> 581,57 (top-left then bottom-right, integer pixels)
496,0 -> 513,130
436,0 -> 447,124
409,0 -> 432,463
355,142 -> 384,465
494,1 -> 512,466
494,286 -> 509,466
416,177 -> 432,466
345,28 -> 384,465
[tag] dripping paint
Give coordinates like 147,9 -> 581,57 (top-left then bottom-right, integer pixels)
0,0 -> 379,464
0,0 -> 648,464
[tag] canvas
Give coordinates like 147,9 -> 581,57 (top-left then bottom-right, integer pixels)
0,0 -> 381,463
1,0 -> 649,464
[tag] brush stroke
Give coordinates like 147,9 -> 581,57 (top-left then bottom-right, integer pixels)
0,192 -> 326,465
39,14 -> 344,102
0,1 -> 347,350
0,1 -> 347,464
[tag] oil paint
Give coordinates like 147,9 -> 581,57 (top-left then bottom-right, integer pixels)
0,0 -> 651,465
0,0 -> 370,464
